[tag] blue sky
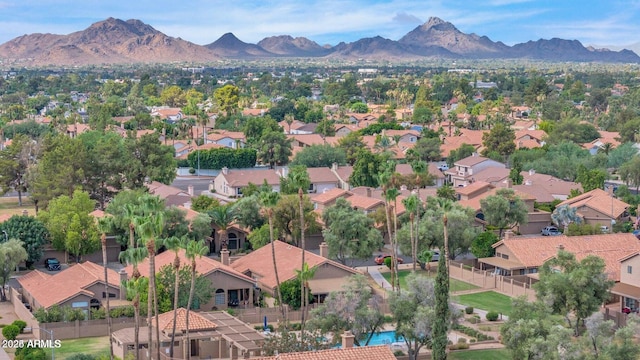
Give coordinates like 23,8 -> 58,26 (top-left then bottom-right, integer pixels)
0,0 -> 639,48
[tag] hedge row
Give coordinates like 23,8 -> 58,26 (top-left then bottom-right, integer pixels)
187,147 -> 257,170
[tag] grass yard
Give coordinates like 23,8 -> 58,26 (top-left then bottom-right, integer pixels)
0,196 -> 35,217
449,348 -> 510,360
453,291 -> 514,315
381,269 -> 479,292
44,336 -> 110,360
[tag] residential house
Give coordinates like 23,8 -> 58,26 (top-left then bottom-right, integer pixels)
611,252 -> 640,313
445,154 -> 506,187
151,107 -> 183,123
583,131 -> 622,155
557,188 -> 630,227
311,188 -> 351,211
18,261 -> 125,312
330,163 -> 353,190
210,223 -> 249,254
478,233 -> 640,278
125,249 -> 256,310
496,170 -> 582,202
242,108 -> 267,117
112,309 -> 265,360
206,131 -> 246,149
515,129 -> 546,149
382,129 -> 420,144
287,134 -> 338,148
255,342 -> 394,360
145,181 -> 193,208
66,123 -> 91,138
457,183 -> 551,235
230,240 -> 360,303
335,124 -> 360,137
347,113 -> 376,125
439,129 -> 484,158
212,167 -> 282,197
306,167 -> 340,194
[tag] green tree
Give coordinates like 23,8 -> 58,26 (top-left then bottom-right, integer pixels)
230,195 -> 264,231
163,236 -> 185,358
0,134 -> 37,206
534,250 -> 614,336
124,133 -> 177,188
607,142 -> 639,168
431,200 -> 451,360
545,118 -> 600,145
259,191 -> 286,320
0,239 -> 28,301
470,231 -> 498,259
208,205 -> 237,250
406,137 -> 442,163
402,195 -> 421,271
481,123 -> 515,161
279,166 -> 310,195
214,84 -> 240,116
321,198 -> 383,266
278,277 -> 312,311
190,195 -> 220,213
500,297 -> 555,360
446,143 -> 477,167
349,149 -> 382,188
0,215 -> 48,266
247,224 -> 273,250
336,132 -> 366,166
308,274 -> 385,346
551,204 -> 581,232
576,165 -> 606,192
290,144 -> 346,168
38,190 -> 100,262
619,156 -> 640,192
436,184 -> 456,201
272,195 -> 319,248
155,264 -> 213,312
159,85 -> 186,107
390,273 -> 452,360
480,188 -> 528,239
256,130 -> 292,169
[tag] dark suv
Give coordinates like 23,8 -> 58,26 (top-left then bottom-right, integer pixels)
44,258 -> 61,271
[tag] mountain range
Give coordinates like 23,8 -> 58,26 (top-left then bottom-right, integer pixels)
0,17 -> 638,66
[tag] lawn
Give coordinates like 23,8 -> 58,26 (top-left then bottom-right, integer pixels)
0,197 -> 35,217
381,269 -> 479,292
453,291 -> 514,315
44,336 -> 110,360
449,348 -> 510,360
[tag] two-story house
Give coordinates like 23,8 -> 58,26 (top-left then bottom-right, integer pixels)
612,252 -> 640,313
445,154 -> 506,187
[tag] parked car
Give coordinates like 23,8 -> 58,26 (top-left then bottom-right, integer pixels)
44,257 -> 61,271
541,226 -> 561,236
374,255 -> 404,265
437,164 -> 449,171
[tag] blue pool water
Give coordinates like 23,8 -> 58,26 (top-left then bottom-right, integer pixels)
334,331 -> 405,347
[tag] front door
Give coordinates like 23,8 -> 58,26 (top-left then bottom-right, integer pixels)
190,339 -> 199,356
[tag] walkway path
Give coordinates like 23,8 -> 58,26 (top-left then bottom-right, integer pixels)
367,266 -> 509,321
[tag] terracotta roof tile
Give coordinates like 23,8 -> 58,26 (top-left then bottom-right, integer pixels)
229,240 -> 357,292
455,155 -> 493,167
491,233 -> 640,281
254,346 -> 396,360
218,168 -> 282,188
124,249 -> 254,284
18,262 -> 120,309
312,188 -> 350,204
156,308 -> 217,332
307,167 -> 340,183
558,188 -> 628,218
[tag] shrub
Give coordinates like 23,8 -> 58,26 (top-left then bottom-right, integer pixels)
457,338 -> 467,344
90,308 -> 106,320
469,338 -> 477,343
2,324 -> 20,340
383,256 -> 392,269
15,346 -> 46,360
226,309 -> 236,316
450,342 -> 470,350
254,324 -> 274,332
486,311 -> 499,321
465,306 -> 474,314
66,355 -> 97,360
11,320 -> 27,333
393,350 -> 405,356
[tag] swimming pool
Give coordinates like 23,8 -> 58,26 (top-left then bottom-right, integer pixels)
333,331 -> 405,347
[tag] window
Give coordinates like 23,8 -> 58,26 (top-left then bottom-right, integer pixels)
215,289 -> 225,305
228,233 -> 238,250
628,266 -> 633,274
72,301 -> 88,308
501,254 -> 509,260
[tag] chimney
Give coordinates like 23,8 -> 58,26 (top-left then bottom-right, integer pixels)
557,244 -> 565,251
366,187 -> 372,198
220,248 -> 230,266
281,166 -> 289,177
472,152 -> 478,157
341,331 -> 355,349
187,185 -> 194,197
331,162 -> 338,172
119,269 -> 128,300
504,230 -> 512,241
506,178 -> 512,189
222,167 -> 229,175
319,242 -> 329,258
529,169 -> 535,176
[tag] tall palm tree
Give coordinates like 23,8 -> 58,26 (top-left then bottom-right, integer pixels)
185,240 -> 209,359
134,212 -> 165,360
402,195 -> 420,272
259,191 -> 286,320
119,247 -> 148,360
208,205 -> 237,251
97,218 -> 114,360
386,187 -> 401,293
436,198 -> 454,264
123,204 -> 138,249
295,262 -> 316,331
164,236 -> 187,358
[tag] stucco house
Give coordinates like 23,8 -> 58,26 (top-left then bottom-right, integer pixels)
112,309 -> 265,360
124,249 -> 256,311
445,154 -> 506,187
18,261 -> 125,312
611,252 -> 640,313
212,168 -> 282,197
557,188 -> 630,227
230,241 -> 360,303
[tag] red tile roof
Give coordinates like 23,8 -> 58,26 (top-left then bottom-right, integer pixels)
254,346 -> 396,360
124,249 -> 254,284
156,308 -> 217,333
558,188 -> 628,218
229,240 -> 357,292
18,262 -> 120,309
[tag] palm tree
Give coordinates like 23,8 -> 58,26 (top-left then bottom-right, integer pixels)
295,262 -> 316,332
134,212 -> 165,360
208,205 -> 237,251
119,247 -> 148,360
551,205 -> 582,233
164,236 -> 187,358
259,191 -> 286,320
284,113 -> 294,134
436,198 -> 454,264
123,204 -> 138,249
402,195 -> 420,272
97,217 -> 114,360
386,187 -> 401,293
185,240 -> 209,359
